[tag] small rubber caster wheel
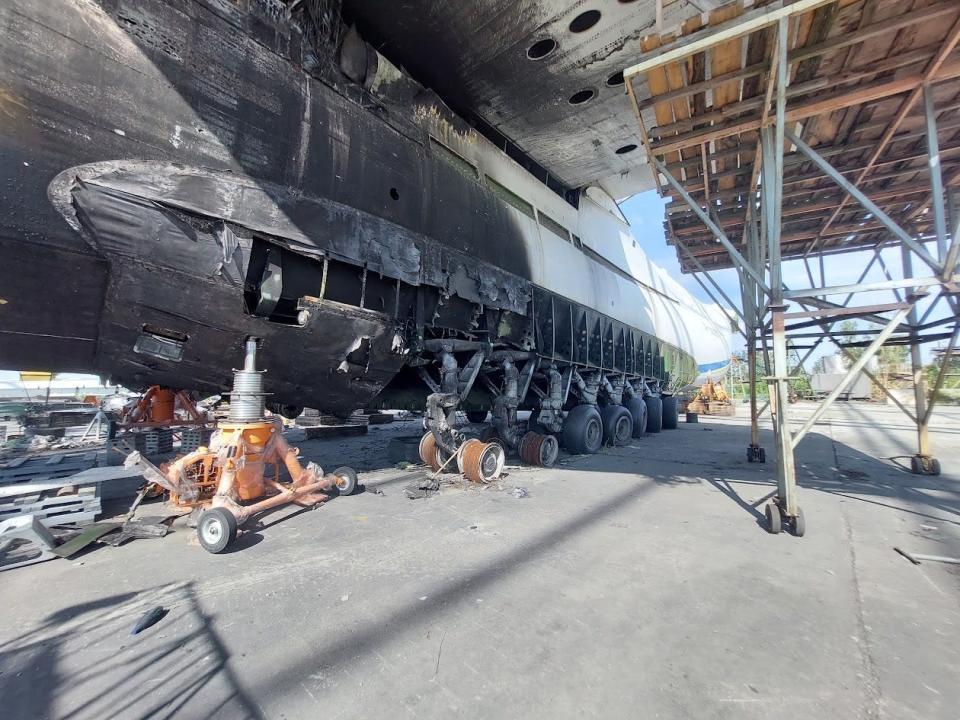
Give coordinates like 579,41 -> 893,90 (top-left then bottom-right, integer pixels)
765,503 -> 781,535
332,466 -> 358,495
197,507 -> 238,553
791,507 -> 805,537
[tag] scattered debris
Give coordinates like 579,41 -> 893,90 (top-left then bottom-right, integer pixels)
405,476 -> 440,499
511,486 -> 529,498
130,606 -> 166,635
894,547 -> 960,566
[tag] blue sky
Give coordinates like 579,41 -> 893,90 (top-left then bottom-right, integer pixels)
620,190 -> 950,367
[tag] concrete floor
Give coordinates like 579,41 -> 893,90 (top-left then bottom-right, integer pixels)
1,401 -> 958,719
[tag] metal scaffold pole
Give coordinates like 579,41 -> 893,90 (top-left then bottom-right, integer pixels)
623,0 -> 960,536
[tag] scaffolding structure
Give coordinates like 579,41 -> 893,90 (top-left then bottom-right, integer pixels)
624,0 -> 960,535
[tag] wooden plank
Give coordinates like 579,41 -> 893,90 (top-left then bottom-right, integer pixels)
708,2 -> 745,193
641,33 -> 683,167
650,60 -> 960,156
625,0 -> 836,78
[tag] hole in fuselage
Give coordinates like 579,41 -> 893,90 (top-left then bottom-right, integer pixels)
527,38 -> 557,60
606,70 -> 625,87
569,89 -> 596,105
569,10 -> 601,33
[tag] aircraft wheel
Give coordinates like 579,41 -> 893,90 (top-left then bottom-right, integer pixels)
562,405 -> 603,454
625,397 -> 647,438
519,431 -> 559,467
461,439 -> 505,483
418,432 -> 442,471
600,405 -> 633,446
661,396 -> 678,429
332,466 -> 358,496
197,507 -> 238,554
644,395 -> 663,433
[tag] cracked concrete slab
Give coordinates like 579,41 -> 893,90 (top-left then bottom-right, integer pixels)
0,402 -> 957,719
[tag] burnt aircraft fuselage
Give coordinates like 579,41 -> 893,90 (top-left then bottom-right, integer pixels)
1,0 -> 723,416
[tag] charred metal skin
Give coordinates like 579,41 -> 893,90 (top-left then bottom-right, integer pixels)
1,0 -> 728,425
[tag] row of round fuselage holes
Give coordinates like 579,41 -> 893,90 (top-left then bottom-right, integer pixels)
527,7 -> 635,153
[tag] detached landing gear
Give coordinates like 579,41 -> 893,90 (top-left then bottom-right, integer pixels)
747,445 -> 766,463
765,499 -> 804,537
910,454 -> 941,476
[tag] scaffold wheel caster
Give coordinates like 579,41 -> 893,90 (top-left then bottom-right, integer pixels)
418,432 -> 442,471
461,439 -> 505,483
519,431 -> 559,467
332,466 -> 358,496
765,503 -> 781,535
910,455 -> 940,475
791,507 -> 806,537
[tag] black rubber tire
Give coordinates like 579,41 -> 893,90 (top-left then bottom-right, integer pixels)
930,458 -> 941,476
792,507 -> 806,537
758,448 -> 766,463
332,466 -> 358,495
197,507 -> 238,554
765,503 -> 781,535
625,397 -> 647,438
644,395 -> 663,434
600,405 -> 633,446
466,410 -> 488,423
747,447 -> 755,463
910,456 -> 921,474
661,396 -> 678,430
562,405 -> 603,454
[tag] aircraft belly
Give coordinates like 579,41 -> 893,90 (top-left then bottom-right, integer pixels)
99,260 -> 402,415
